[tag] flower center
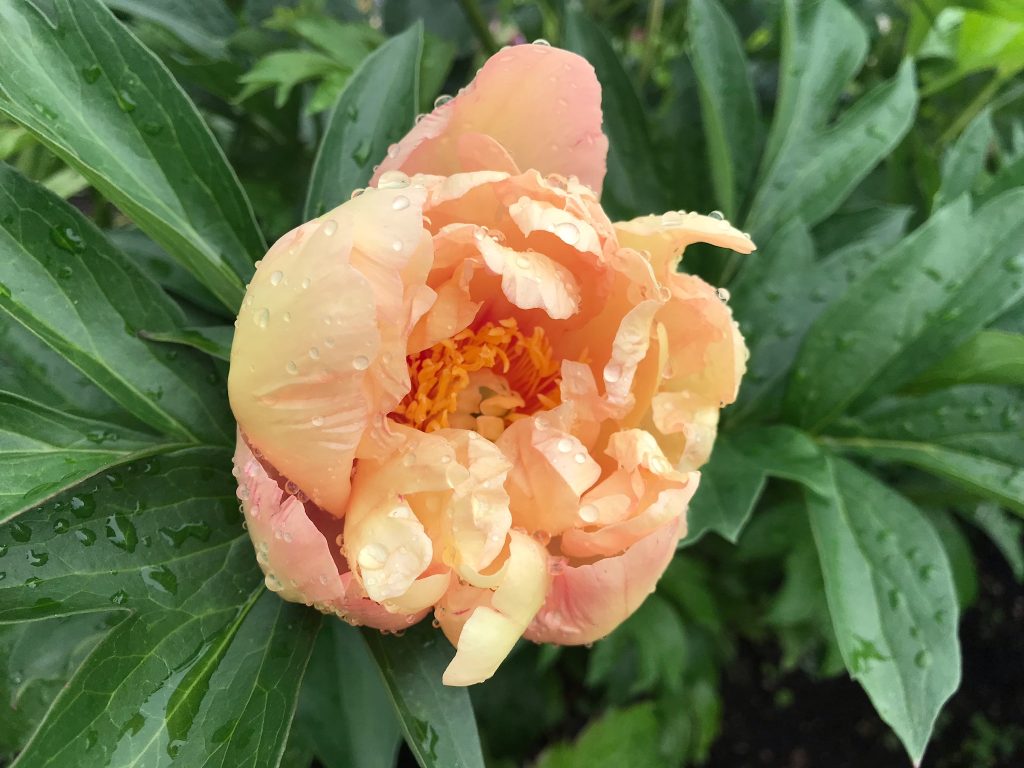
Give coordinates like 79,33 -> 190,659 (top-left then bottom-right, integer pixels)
392,318 -> 562,439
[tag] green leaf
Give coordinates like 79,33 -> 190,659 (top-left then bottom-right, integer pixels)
934,107 -> 994,209
104,0 -> 237,59
305,24 -> 423,218
140,325 -> 233,361
363,622 -> 485,768
907,330 -> 1024,391
563,9 -> 669,220
536,704 -> 667,768
0,165 -> 232,444
0,613 -> 111,759
965,503 -> 1024,581
0,0 -> 265,311
826,385 -> 1024,514
746,0 -> 917,240
687,0 -> 762,220
806,455 -> 960,765
0,392 -> 180,524
813,204 -> 913,256
297,622 -> 402,768
586,595 -> 687,697
730,224 -> 901,423
237,50 -> 346,107
784,199 -> 974,431
0,448 -> 320,768
683,426 -> 829,545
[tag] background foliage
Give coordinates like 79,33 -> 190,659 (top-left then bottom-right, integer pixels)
1,0 -> 1023,766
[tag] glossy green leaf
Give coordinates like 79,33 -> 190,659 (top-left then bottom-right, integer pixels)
812,204 -> 913,257
536,704 -> 667,768
746,0 -> 917,239
927,508 -> 979,611
140,325 -> 233,362
907,330 -> 1024,391
934,108 -> 994,208
104,0 -> 237,58
683,426 -> 829,545
827,385 -> 1024,514
296,622 -> 402,768
0,392 -> 179,524
363,622 -> 485,768
687,0 -> 762,220
0,613 -> 112,759
788,191 -> 1024,430
729,224 -> 899,423
563,9 -> 669,220
0,165 -> 232,444
0,448 -> 320,768
305,24 -> 423,218
0,0 -> 264,311
784,200 -> 972,431
806,455 -> 960,765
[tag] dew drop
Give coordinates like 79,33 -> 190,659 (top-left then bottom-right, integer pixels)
574,452 -> 586,464
386,143 -> 400,159
378,170 -> 410,190
603,364 -> 622,384
391,195 -> 410,211
433,94 -> 453,109
391,239 -> 403,252
557,438 -> 573,453
308,346 -> 320,360
553,221 -> 580,245
708,210 -> 725,220
312,416 -> 324,427
579,504 -> 598,524
254,308 -> 269,329
286,360 -> 298,375
914,649 -> 932,669
353,355 -> 370,371
322,219 -> 338,236
82,65 -> 101,83
270,270 -> 283,286
533,38 -> 551,46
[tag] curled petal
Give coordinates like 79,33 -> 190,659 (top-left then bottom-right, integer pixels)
615,212 -> 755,277
229,186 -> 429,516
477,235 -> 581,320
373,45 -> 608,194
439,529 -> 549,685
233,436 -> 422,630
508,196 -> 603,258
525,517 -> 685,645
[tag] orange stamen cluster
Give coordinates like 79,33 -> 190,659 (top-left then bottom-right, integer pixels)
393,318 -> 562,433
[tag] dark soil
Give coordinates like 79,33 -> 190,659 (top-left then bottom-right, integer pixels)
706,531 -> 1024,768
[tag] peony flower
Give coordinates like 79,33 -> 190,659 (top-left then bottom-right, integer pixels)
228,42 -> 753,686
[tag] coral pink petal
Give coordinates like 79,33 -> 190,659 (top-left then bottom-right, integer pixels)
373,45 -> 608,194
477,235 -> 582,320
233,437 -> 421,631
525,516 -> 685,645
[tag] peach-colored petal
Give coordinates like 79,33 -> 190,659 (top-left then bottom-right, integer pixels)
477,234 -> 581,320
229,186 -> 429,516
498,414 -> 601,536
439,529 -> 549,685
561,430 -> 697,558
233,436 -> 424,630
508,196 -> 603,257
457,133 -> 522,174
602,299 -> 660,412
373,45 -> 608,194
614,212 -> 755,277
525,516 -> 684,645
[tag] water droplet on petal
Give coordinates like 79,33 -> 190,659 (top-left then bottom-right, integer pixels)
533,38 -> 551,46
378,170 -> 410,190
579,504 -> 598,524
323,219 -> 338,236
270,270 -> 283,286
353,355 -> 370,371
708,210 -> 724,220
391,239 -> 403,252
358,543 -> 389,570
433,94 -> 453,109
254,308 -> 269,328
386,143 -> 400,159
557,438 -> 572,453
554,221 -> 580,245
391,195 -> 410,211
286,360 -> 299,375
308,346 -> 320,360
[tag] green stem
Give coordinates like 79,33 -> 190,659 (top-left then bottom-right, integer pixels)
456,0 -> 499,55
938,75 -> 1002,147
